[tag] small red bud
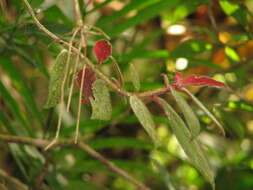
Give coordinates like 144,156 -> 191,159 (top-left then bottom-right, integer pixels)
94,40 -> 112,63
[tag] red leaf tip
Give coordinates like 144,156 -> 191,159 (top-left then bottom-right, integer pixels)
94,40 -> 112,63
173,72 -> 225,89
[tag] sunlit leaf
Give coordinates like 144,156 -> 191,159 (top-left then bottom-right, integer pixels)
219,0 -> 249,27
90,79 -> 112,120
183,88 -> 225,136
171,87 -> 200,138
225,46 -> 240,62
129,63 -> 140,91
44,49 -> 68,108
170,40 -> 212,58
96,0 -> 161,27
163,0 -> 210,23
106,0 -> 180,37
157,97 -> 215,186
129,96 -> 159,147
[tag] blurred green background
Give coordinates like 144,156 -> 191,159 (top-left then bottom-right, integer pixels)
1,0 -> 253,189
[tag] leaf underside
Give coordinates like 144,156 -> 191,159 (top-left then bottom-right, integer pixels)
158,97 -> 215,187
171,87 -> 200,138
44,50 -> 68,108
90,79 -> 112,120
129,96 -> 159,147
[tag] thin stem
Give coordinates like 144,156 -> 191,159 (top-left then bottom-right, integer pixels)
22,0 -> 168,99
75,31 -> 86,143
22,0 -> 68,46
78,142 -> 151,190
73,0 -> 83,26
66,29 -> 82,112
31,155 -> 50,190
207,2 -> 218,33
0,168 -> 28,190
45,29 -> 80,150
0,134 -> 151,190
110,56 -> 124,88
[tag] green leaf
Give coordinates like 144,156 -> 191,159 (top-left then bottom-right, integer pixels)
0,81 -> 31,136
96,0 -> 160,27
44,49 -> 68,108
151,159 -> 177,190
225,46 -> 241,62
120,50 -> 169,62
171,88 -> 200,138
186,57 -> 222,69
157,98 -> 215,186
90,79 -> 112,120
43,5 -> 74,28
0,56 -> 43,126
64,180 -> 101,190
88,137 -> 153,150
183,88 -> 225,136
170,39 -> 212,58
227,101 -> 253,112
129,63 -> 140,91
220,110 -> 244,139
106,0 -> 180,37
129,96 -> 159,147
163,0 -> 210,24
0,112 -> 16,135
87,0 -> 113,14
219,0 -> 249,27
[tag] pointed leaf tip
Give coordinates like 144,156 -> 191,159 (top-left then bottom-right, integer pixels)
156,97 -> 215,185
173,72 -> 225,89
171,88 -> 200,138
183,75 -> 225,87
129,96 -> 159,147
44,50 -> 68,108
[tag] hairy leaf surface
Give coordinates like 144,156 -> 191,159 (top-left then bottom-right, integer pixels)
44,50 -> 68,108
171,87 -> 200,138
90,79 -> 112,120
158,98 -> 215,186
130,96 -> 159,147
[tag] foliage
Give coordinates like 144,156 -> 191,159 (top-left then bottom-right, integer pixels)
0,0 -> 253,190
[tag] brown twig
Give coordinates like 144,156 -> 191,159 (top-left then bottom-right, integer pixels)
77,143 -> 151,190
0,134 -> 151,190
110,56 -> 124,88
73,0 -> 83,26
31,155 -> 50,190
21,0 -> 169,99
0,168 -> 28,190
75,30 -> 87,143
207,2 -> 218,33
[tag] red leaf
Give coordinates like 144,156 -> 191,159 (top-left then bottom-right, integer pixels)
173,72 -> 184,88
94,40 -> 112,63
76,67 -> 96,103
173,72 -> 225,89
183,75 -> 225,87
